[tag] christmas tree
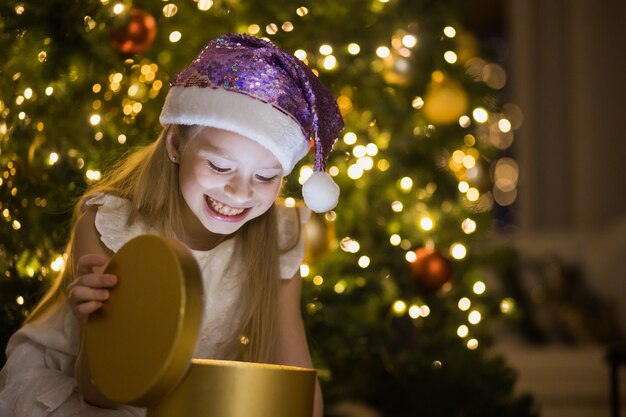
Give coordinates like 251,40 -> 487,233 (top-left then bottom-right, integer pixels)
0,0 -> 535,415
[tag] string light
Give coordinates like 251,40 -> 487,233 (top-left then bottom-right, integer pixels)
48,152 -> 59,165
353,145 -> 367,158
347,43 -> 360,55
284,197 -> 296,207
443,51 -> 457,64
300,264 -> 310,277
197,0 -> 213,11
322,55 -> 337,70
472,107 -> 488,123
473,281 -> 486,295
376,46 -> 391,58
458,297 -> 471,311
365,143 -> 378,156
248,24 -> 261,35
467,338 -> 479,350
393,300 -> 407,315
299,165 -> 313,184
399,177 -> 413,191
461,218 -> 477,234
334,280 -> 347,294
343,132 -> 357,145
450,243 -> 466,259
468,310 -> 481,324
391,201 -> 403,212
408,304 -> 420,318
50,256 -> 65,272
419,217 -> 434,231
443,26 -> 456,38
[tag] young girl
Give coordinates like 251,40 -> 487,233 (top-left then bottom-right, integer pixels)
0,33 -> 343,417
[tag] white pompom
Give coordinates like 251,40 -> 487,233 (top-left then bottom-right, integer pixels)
302,171 -> 340,213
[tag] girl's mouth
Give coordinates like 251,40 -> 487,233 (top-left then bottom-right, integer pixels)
204,195 -> 251,222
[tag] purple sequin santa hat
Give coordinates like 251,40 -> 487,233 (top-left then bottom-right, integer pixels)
159,33 -> 344,212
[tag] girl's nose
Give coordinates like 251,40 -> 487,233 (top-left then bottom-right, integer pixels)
224,175 -> 253,203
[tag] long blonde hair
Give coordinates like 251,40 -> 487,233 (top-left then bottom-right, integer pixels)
28,125 -> 281,363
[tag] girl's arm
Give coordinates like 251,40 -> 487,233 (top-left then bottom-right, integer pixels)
71,206 -> 120,408
276,273 -> 323,417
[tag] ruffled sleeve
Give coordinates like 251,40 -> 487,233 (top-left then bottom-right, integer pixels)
83,193 -> 155,253
276,204 -> 311,279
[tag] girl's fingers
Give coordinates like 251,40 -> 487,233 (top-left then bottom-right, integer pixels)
75,300 -> 104,316
73,273 -> 118,289
68,285 -> 111,305
76,254 -> 109,276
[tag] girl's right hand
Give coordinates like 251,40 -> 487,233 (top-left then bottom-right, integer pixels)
68,254 -> 118,322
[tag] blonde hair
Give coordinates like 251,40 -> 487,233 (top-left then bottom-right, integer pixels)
28,125 -> 283,363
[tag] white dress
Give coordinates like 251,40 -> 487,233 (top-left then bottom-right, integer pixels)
0,194 -> 310,417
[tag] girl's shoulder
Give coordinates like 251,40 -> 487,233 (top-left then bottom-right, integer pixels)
275,201 -> 311,249
82,193 -> 153,253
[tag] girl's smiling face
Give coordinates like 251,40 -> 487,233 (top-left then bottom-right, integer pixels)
168,127 -> 283,239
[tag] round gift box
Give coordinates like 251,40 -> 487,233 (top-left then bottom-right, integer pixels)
84,234 -> 316,416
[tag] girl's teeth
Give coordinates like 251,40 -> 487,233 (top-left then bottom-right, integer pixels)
209,197 -> 244,216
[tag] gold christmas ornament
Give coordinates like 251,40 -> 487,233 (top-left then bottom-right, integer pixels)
85,235 -> 316,416
422,76 -> 469,124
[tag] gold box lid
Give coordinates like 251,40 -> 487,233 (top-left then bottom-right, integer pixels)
85,234 -> 203,406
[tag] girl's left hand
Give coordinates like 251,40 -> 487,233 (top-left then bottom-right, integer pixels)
68,254 -> 117,322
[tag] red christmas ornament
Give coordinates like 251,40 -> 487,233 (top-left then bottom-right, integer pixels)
110,8 -> 157,55
409,247 -> 453,291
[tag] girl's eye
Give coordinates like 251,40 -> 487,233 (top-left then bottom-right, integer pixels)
207,160 -> 230,173
256,174 -> 279,183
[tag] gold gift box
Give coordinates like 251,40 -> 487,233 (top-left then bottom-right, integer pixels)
84,235 -> 316,417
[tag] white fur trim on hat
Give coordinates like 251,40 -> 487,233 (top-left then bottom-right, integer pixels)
159,86 -> 310,175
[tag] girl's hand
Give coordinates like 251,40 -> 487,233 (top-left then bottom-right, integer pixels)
68,254 -> 117,321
